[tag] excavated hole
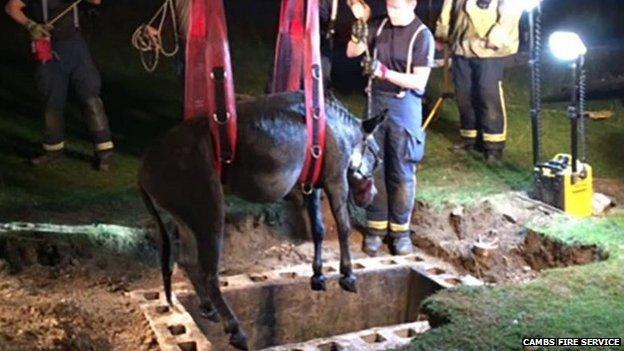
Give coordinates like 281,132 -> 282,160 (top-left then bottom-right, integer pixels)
178,266 -> 441,350
410,199 -> 608,284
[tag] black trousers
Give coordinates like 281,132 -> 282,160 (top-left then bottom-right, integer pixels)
452,55 -> 507,151
36,33 -> 112,151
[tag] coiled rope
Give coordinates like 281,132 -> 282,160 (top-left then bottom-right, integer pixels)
131,0 -> 179,72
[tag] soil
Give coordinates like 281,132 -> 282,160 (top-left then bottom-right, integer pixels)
410,192 -> 609,284
0,185 -> 618,350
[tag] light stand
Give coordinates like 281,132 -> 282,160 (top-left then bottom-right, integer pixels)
568,54 -> 587,181
532,31 -> 593,217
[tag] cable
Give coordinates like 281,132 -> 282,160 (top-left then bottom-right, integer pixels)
529,6 -> 542,165
578,57 -> 587,163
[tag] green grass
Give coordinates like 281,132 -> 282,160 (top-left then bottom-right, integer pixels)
1,4 -> 624,349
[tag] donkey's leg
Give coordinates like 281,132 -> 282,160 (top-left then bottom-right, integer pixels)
325,180 -> 357,293
307,189 -> 327,291
179,261 -> 220,322
188,211 -> 248,350
173,223 -> 220,322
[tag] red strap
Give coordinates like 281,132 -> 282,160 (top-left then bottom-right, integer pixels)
185,0 -> 237,177
272,0 -> 305,93
298,0 -> 326,191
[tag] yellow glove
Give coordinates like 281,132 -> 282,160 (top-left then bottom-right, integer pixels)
26,19 -> 52,40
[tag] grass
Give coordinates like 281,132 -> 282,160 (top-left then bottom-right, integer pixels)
1,3 -> 624,349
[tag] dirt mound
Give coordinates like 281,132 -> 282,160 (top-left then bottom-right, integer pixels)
410,194 -> 606,283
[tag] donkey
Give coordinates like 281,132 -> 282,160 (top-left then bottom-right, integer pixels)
138,91 -> 384,350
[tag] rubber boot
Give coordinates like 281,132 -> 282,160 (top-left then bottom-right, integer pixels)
450,139 -> 475,154
362,228 -> 385,257
485,149 -> 503,165
31,149 -> 64,166
390,231 -> 413,256
95,149 -> 113,171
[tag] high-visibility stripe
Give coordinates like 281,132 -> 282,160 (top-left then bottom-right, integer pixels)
389,222 -> 410,232
43,142 -> 64,151
367,220 -> 388,230
460,129 -> 477,138
95,141 -> 114,151
483,81 -> 508,143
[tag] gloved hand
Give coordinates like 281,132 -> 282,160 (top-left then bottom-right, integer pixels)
351,19 -> 368,44
362,57 -> 388,79
25,19 -> 52,40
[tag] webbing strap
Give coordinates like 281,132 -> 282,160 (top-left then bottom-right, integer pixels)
272,0 -> 305,93
185,0 -> 237,177
298,0 -> 326,192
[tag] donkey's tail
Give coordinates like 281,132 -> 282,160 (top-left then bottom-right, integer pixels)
139,185 -> 173,305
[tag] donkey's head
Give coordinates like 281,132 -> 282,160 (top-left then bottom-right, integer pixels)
347,110 -> 387,207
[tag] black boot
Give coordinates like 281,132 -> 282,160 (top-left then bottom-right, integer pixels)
450,139 -> 476,154
30,150 -> 64,166
94,149 -> 113,171
485,149 -> 503,165
362,228 -> 385,257
390,231 -> 414,256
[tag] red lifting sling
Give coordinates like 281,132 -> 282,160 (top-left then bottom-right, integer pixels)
271,0 -> 305,93
298,0 -> 327,192
274,0 -> 327,192
185,0 -> 237,177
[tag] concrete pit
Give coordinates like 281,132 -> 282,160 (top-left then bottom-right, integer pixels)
130,255 -> 482,351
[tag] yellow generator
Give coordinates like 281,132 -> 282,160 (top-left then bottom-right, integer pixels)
533,154 -> 593,217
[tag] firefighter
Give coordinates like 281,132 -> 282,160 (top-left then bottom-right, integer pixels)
347,0 -> 434,256
5,0 -> 114,171
435,0 -> 523,163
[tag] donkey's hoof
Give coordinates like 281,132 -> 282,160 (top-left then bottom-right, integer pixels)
229,330 -> 249,351
339,274 -> 358,293
199,303 -> 221,323
310,274 -> 327,291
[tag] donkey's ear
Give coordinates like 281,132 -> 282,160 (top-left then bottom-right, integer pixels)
362,109 -> 388,135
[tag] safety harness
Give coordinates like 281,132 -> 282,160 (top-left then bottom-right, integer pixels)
184,0 -> 237,178
140,0 -> 328,187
